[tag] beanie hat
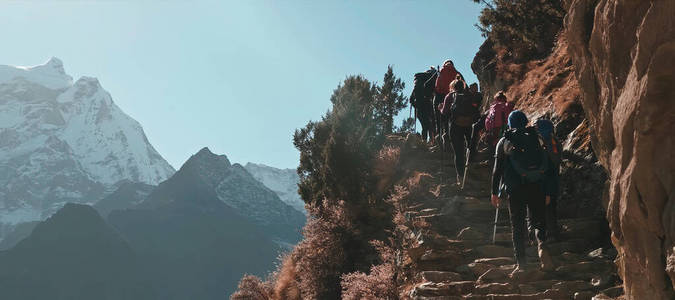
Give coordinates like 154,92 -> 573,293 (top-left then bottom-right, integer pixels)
508,110 -> 528,129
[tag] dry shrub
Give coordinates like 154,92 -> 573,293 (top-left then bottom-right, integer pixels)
374,146 -> 402,198
291,205 -> 350,299
340,264 -> 397,300
231,275 -> 272,300
272,254 -> 301,300
340,241 -> 397,300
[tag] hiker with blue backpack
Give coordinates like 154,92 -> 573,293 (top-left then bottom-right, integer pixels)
490,110 -> 556,274
534,118 -> 562,241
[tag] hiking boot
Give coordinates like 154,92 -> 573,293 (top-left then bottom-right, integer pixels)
456,175 -> 462,186
538,243 -> 555,272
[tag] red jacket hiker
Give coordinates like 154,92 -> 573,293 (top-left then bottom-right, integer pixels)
435,60 -> 460,95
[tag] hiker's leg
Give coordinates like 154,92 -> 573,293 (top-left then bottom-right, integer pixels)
526,207 -> 536,244
468,122 -> 480,161
442,115 -> 450,151
417,106 -> 428,141
433,93 -> 444,141
525,183 -> 555,270
449,124 -> 465,178
508,193 -> 527,266
525,183 -> 547,244
427,102 -> 436,144
546,195 -> 559,239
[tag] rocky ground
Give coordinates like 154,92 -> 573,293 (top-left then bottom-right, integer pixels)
391,135 -> 623,300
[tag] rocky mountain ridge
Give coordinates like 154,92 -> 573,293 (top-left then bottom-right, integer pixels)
0,58 -> 175,236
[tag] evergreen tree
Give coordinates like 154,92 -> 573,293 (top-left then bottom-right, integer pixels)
470,0 -> 564,59
397,117 -> 416,133
375,66 -> 407,135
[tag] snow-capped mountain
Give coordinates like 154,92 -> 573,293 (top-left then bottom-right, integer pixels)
0,58 -> 175,231
244,163 -> 306,214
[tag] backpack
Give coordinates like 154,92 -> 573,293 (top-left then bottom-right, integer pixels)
485,101 -> 514,133
504,127 -> 549,183
535,119 -> 562,168
414,71 -> 435,102
450,93 -> 478,127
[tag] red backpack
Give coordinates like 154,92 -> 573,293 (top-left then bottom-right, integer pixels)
485,100 -> 514,132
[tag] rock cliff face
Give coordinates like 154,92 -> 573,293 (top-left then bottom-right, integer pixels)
565,0 -> 675,298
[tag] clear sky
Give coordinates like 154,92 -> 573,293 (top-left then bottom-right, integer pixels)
0,1 -> 485,169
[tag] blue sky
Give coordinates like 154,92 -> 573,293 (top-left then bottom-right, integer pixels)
0,1 -> 485,169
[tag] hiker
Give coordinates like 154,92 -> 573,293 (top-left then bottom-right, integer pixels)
490,110 -> 555,273
484,91 -> 514,158
439,76 -> 480,184
410,68 -> 437,143
433,60 -> 461,150
467,83 -> 483,162
534,118 -> 561,241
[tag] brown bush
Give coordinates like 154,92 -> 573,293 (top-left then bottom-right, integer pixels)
230,275 -> 272,300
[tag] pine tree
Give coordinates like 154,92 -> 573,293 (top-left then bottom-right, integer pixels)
375,66 -> 407,135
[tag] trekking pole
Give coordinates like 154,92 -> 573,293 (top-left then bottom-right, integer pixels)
461,147 -> 470,190
492,204 -> 500,244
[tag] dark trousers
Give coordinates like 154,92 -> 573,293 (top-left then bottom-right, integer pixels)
508,182 -> 547,265
433,92 -> 447,145
450,123 -> 472,178
416,101 -> 434,142
528,195 -> 559,239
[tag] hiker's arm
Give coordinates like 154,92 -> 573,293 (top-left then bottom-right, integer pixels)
491,138 -> 505,196
410,90 -> 416,106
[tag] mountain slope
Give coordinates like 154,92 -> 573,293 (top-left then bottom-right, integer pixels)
0,58 -> 175,230
108,148 -> 286,299
94,181 -> 155,218
0,203 -> 156,300
245,162 -> 306,214
143,147 -> 305,243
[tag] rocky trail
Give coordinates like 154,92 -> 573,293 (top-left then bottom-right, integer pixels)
395,137 -> 623,300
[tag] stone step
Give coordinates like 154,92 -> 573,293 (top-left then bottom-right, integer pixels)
410,281 -> 475,298
473,282 -> 519,295
417,271 -> 463,283
463,288 -> 569,300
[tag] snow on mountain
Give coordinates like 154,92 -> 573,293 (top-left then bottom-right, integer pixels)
244,163 -> 305,214
0,58 -> 175,231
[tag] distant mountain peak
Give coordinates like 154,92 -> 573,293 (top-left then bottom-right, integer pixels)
0,57 -> 72,89
0,58 -> 175,233
183,147 -> 231,170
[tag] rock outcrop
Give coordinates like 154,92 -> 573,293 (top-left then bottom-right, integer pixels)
565,1 -> 675,298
